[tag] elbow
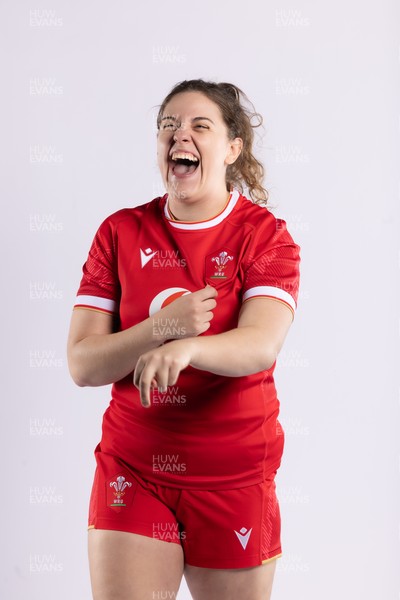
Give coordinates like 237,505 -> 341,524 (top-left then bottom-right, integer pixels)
67,348 -> 92,387
238,327 -> 280,375
232,344 -> 278,377
262,356 -> 277,372
258,347 -> 278,373
236,349 -> 277,377
68,363 -> 90,387
72,375 -> 89,388
67,356 -> 107,387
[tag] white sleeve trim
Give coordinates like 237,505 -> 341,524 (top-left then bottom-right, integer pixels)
74,295 -> 116,313
242,286 -> 296,312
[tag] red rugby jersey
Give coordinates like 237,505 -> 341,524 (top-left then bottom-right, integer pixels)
74,188 -> 300,489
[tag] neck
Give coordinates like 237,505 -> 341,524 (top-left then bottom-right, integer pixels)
167,188 -> 232,222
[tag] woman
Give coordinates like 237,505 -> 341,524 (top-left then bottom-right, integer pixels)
67,79 -> 300,600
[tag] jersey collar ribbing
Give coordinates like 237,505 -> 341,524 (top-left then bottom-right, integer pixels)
163,188 -> 240,230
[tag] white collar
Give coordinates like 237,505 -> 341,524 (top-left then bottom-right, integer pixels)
163,189 -> 240,230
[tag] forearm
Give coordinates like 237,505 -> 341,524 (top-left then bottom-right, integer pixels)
132,299 -> 293,405
188,326 -> 276,377
69,316 -> 164,387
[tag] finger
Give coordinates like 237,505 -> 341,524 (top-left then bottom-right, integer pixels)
135,357 -> 157,408
200,321 -> 211,333
154,363 -> 170,394
138,364 -> 155,408
202,298 -> 217,311
205,284 -> 218,298
195,284 -> 218,300
133,357 -> 144,389
203,310 -> 214,323
168,361 -> 182,387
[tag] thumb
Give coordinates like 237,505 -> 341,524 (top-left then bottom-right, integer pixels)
204,283 -> 218,296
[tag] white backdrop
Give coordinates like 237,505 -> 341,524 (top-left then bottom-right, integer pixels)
1,1 -> 399,598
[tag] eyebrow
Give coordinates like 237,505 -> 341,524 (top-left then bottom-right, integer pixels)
160,116 -> 215,125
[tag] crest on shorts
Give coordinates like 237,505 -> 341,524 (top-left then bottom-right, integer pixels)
106,474 -> 133,509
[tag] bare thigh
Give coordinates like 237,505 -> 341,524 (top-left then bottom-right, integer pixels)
184,557 -> 278,600
88,529 -> 184,600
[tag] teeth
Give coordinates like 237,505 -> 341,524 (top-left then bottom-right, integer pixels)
171,151 -> 199,163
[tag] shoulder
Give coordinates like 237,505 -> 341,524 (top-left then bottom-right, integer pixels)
94,196 -> 165,236
234,192 -> 296,246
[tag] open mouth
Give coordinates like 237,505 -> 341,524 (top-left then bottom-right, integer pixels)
169,151 -> 200,177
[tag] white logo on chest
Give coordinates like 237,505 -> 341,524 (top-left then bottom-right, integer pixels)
140,247 -> 158,268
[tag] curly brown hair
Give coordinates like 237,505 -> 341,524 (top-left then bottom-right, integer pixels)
156,79 -> 269,206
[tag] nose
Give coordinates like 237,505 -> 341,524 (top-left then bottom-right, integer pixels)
173,123 -> 190,143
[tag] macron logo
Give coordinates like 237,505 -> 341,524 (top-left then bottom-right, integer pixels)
234,527 -> 253,550
140,247 -> 158,268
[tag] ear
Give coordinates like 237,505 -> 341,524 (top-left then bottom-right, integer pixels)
225,137 -> 243,165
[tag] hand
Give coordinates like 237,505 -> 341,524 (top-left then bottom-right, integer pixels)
133,338 -> 195,408
153,284 -> 217,341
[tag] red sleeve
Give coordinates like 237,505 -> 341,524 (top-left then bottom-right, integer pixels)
74,217 -> 120,315
242,218 -> 301,318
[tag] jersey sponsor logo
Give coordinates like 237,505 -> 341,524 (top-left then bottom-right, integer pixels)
149,287 -> 191,317
140,247 -> 186,269
234,527 -> 253,550
140,247 -> 158,268
205,249 -> 235,281
107,474 -> 133,508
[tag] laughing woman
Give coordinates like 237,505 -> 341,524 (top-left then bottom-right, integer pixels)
67,79 -> 300,600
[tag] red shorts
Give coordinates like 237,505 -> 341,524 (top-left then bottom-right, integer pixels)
88,446 -> 282,569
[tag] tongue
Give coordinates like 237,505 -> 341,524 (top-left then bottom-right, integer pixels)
173,163 -> 197,176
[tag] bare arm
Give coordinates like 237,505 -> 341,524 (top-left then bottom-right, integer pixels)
67,285 -> 218,387
133,297 -> 295,406
188,297 -> 294,376
67,310 -> 163,387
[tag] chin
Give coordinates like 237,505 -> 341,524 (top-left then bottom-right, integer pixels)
167,181 -> 200,202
